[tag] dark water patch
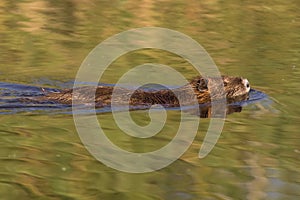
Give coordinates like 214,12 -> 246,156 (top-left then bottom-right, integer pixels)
0,82 -> 60,97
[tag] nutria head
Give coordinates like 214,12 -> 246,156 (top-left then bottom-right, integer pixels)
222,76 -> 250,97
190,75 -> 250,103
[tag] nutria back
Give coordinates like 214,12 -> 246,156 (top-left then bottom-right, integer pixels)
41,75 -> 250,107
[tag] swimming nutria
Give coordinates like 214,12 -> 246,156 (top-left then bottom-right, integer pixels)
38,75 -> 250,108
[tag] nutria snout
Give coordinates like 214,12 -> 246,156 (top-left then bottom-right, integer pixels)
41,75 -> 250,107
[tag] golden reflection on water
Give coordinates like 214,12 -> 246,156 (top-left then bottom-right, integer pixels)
0,0 -> 300,199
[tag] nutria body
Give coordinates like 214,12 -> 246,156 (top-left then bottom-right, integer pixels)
39,75 -> 250,108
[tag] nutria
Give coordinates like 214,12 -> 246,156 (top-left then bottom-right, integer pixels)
38,75 -> 250,109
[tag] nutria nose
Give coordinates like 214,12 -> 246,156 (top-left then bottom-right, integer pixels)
243,79 -> 250,92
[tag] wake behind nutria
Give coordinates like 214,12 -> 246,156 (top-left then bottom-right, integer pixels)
38,75 -> 250,108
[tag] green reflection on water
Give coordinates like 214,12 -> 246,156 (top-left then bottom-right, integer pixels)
0,0 -> 300,199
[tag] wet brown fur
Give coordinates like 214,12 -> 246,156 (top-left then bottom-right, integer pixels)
40,75 -> 250,107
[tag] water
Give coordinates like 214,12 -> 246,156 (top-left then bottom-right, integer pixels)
0,0 -> 300,199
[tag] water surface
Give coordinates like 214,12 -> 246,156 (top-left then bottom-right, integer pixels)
0,0 -> 299,199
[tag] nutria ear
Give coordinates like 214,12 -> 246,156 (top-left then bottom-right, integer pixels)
223,76 -> 230,87
197,78 -> 208,92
